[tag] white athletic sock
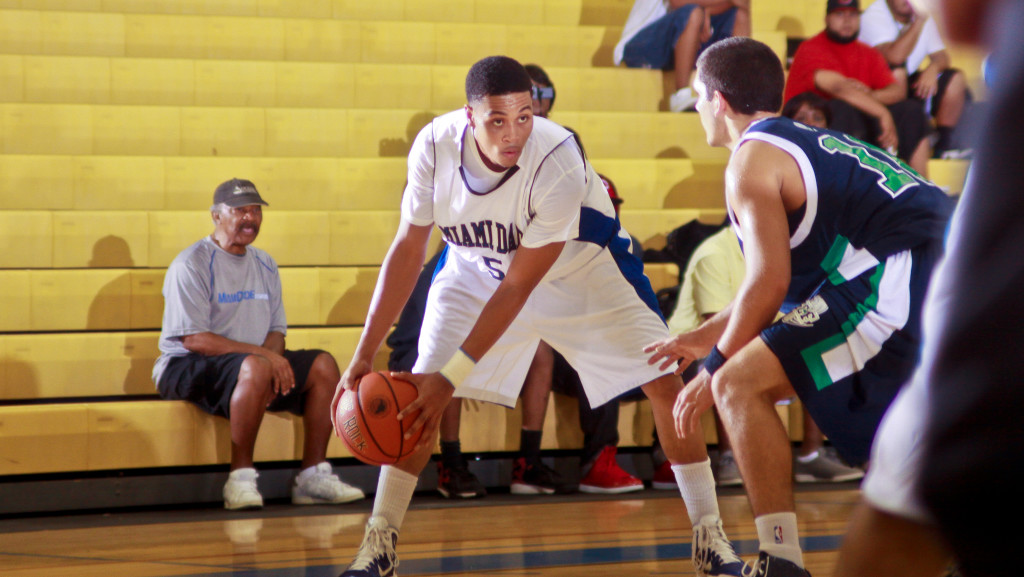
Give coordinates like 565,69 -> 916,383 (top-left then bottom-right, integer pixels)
371,466 -> 419,530
755,512 -> 804,568
672,459 -> 720,525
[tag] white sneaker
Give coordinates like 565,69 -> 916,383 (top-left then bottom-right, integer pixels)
223,468 -> 264,510
292,462 -> 365,505
670,87 -> 699,112
341,516 -> 399,577
693,515 -> 750,577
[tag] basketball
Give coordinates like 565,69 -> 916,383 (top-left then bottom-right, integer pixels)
335,371 -> 422,466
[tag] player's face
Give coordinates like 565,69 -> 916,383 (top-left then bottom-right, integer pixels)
693,76 -> 727,147
826,9 -> 861,41
886,0 -> 915,20
793,103 -> 828,128
213,204 -> 262,253
467,91 -> 534,171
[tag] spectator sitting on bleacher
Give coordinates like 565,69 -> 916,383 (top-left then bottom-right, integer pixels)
858,0 -> 973,158
152,178 -> 365,511
613,0 -> 750,112
784,0 -> 932,176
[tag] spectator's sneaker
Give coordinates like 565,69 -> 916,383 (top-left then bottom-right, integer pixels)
652,460 -> 677,490
793,450 -> 864,483
223,467 -> 264,510
715,451 -> 743,487
340,516 -> 399,577
749,551 -> 812,577
670,87 -> 699,112
939,148 -> 974,160
292,462 -> 365,505
579,446 -> 644,494
437,461 -> 486,499
693,515 -> 750,577
510,457 -> 577,495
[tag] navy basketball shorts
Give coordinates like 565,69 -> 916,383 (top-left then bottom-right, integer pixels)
760,245 -> 938,466
158,349 -> 326,417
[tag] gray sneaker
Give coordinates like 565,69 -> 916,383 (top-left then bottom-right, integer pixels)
715,451 -> 743,487
793,449 -> 864,483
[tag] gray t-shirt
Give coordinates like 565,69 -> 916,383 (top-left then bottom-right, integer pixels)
152,236 -> 287,386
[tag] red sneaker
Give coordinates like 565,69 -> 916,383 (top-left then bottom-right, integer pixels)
579,446 -> 644,494
652,459 -> 676,490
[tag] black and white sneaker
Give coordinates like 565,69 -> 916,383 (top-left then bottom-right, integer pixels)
340,516 -> 399,577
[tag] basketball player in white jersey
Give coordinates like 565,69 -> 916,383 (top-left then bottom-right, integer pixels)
332,56 -> 748,577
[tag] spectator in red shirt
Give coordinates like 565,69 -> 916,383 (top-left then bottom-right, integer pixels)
784,0 -> 931,175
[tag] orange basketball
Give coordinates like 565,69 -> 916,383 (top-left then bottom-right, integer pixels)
335,371 -> 422,466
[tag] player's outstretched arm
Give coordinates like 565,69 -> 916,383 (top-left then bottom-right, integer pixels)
331,221 -> 432,433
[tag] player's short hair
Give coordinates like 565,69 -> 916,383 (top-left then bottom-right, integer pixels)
696,37 -> 784,115
465,56 -> 533,104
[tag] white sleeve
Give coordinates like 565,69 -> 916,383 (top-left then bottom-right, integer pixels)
858,3 -> 896,47
921,18 -> 946,55
519,141 -> 587,249
400,121 -> 436,227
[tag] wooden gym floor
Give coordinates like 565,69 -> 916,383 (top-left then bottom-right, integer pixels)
0,483 -> 861,577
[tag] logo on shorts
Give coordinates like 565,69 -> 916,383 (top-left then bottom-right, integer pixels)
782,295 -> 828,327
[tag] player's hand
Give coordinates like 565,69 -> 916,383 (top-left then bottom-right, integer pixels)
391,371 -> 455,451
674,370 -> 715,438
700,12 -> 713,44
913,68 -> 940,100
332,359 -> 373,435
877,111 -> 899,154
644,334 -> 711,374
265,351 -> 295,401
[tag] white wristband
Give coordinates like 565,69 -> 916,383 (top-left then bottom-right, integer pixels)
439,348 -> 477,389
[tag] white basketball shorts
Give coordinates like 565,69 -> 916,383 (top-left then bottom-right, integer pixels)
412,247 -> 672,408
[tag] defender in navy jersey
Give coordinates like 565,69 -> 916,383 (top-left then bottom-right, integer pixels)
646,37 -> 952,577
333,56 -> 749,577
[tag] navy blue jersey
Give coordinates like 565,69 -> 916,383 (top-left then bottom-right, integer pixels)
736,117 -> 953,311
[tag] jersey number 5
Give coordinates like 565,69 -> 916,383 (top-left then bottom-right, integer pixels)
483,257 -> 505,281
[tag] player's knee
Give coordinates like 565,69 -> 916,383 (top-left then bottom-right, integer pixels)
641,373 -> 682,406
308,352 -> 341,388
237,355 -> 274,395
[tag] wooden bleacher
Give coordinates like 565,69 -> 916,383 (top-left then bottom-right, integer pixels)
0,0 -> 972,506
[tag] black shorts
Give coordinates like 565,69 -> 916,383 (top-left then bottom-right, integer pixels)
157,349 -> 326,417
761,245 -> 938,466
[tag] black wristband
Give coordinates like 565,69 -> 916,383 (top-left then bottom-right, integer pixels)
702,346 -> 728,376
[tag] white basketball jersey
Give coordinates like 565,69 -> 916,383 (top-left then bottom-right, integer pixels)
401,110 -> 618,282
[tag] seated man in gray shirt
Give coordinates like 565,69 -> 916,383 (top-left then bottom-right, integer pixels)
152,178 -> 364,510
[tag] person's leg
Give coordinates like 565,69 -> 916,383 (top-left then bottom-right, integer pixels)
229,354 -> 275,470
934,70 -> 969,138
642,373 -> 748,577
672,5 -> 707,91
512,341 -> 576,494
711,339 -> 806,569
888,99 -> 932,175
835,502 -> 950,577
298,352 -> 340,469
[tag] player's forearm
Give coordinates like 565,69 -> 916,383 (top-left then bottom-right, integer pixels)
355,227 -> 429,363
716,278 -> 786,356
876,20 -> 925,66
927,50 -> 951,73
181,332 -> 269,357
262,331 -> 285,355
460,281 -> 534,362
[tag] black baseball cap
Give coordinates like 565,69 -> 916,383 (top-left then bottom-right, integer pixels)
213,178 -> 269,208
826,0 -> 860,13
